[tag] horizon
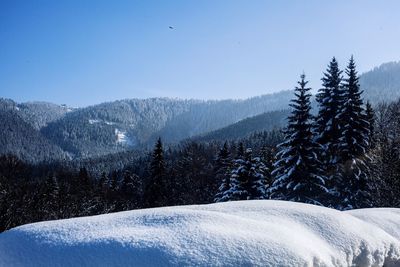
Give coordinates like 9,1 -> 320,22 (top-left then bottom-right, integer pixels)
1,0 -> 400,106
3,60 -> 396,108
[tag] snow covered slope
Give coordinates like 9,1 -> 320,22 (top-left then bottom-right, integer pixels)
0,200 -> 399,267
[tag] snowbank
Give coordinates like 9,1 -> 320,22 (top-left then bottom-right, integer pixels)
0,200 -> 399,267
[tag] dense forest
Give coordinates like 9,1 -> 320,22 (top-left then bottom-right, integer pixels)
1,57 -> 400,232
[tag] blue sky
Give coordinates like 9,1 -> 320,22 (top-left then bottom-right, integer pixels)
1,0 -> 400,107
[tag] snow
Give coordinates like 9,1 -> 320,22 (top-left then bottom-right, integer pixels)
88,119 -> 101,124
88,119 -> 116,125
115,128 -> 132,145
0,200 -> 399,267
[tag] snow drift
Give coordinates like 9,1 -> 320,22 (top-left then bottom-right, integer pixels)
0,200 -> 399,267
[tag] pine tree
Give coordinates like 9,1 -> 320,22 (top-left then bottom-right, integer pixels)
40,175 -> 60,220
365,101 -> 375,149
214,142 -> 232,202
0,174 -> 9,232
174,142 -> 212,204
230,148 -> 268,200
314,57 -> 344,166
236,142 -> 245,159
120,170 -> 142,209
144,138 -> 168,207
260,145 -> 274,192
270,74 -> 328,205
337,56 -> 372,209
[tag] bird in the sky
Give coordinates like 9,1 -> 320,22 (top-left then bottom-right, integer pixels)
169,26 -> 174,30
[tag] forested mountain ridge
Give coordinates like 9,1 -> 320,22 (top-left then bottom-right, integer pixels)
0,98 -> 72,129
1,60 -> 400,161
360,61 -> 400,102
40,91 -> 294,158
193,109 -> 289,142
0,102 -> 68,162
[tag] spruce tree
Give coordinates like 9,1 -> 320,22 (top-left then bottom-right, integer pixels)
236,142 -> 245,159
121,170 -> 142,209
230,148 -> 268,200
38,175 -> 60,220
260,145 -> 274,192
144,138 -> 168,207
214,142 -> 233,202
270,74 -> 328,205
365,101 -> 375,149
314,57 -> 344,166
337,56 -> 372,209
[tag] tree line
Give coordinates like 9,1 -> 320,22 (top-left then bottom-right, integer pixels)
1,57 -> 400,233
213,56 -> 399,210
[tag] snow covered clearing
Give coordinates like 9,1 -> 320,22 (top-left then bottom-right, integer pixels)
88,119 -> 101,124
115,128 -> 132,146
0,200 -> 399,267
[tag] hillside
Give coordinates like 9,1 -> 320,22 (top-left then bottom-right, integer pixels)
40,91 -> 293,158
0,101 -> 68,162
1,61 -> 400,161
1,200 -> 399,267
194,109 -> 289,142
360,61 -> 400,103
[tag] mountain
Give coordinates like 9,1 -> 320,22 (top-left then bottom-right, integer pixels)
2,60 -> 400,162
40,91 -> 293,158
0,100 -> 68,162
1,200 -> 399,266
194,109 -> 289,142
360,61 -> 400,103
16,101 -> 73,130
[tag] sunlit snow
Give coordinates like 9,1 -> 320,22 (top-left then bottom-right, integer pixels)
0,200 -> 399,267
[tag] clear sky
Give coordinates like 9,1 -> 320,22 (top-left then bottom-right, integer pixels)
1,0 -> 400,107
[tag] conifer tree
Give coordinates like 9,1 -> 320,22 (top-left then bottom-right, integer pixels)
144,138 -> 168,207
40,175 -> 60,220
270,74 -> 328,205
260,145 -> 274,192
121,170 -> 142,209
214,142 -> 232,202
236,142 -> 245,159
337,56 -> 372,209
365,101 -> 375,149
314,57 -> 344,166
230,148 -> 268,200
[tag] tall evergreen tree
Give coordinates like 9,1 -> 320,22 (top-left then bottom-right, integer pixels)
144,138 -> 168,207
337,56 -> 372,209
260,145 -> 274,190
120,170 -> 142,209
214,142 -> 233,202
39,175 -> 60,220
365,101 -> 375,149
270,74 -> 328,205
314,57 -> 344,166
175,142 -> 213,204
230,148 -> 268,200
236,142 -> 245,159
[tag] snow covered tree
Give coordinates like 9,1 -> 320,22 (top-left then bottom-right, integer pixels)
120,170 -> 142,209
144,138 -> 168,207
214,142 -> 233,202
229,148 -> 268,200
337,57 -> 372,209
270,74 -> 328,205
314,57 -> 344,167
260,145 -> 274,187
372,101 -> 400,207
37,175 -> 60,220
174,142 -> 214,204
339,57 -> 370,162
236,142 -> 245,159
365,101 -> 375,149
